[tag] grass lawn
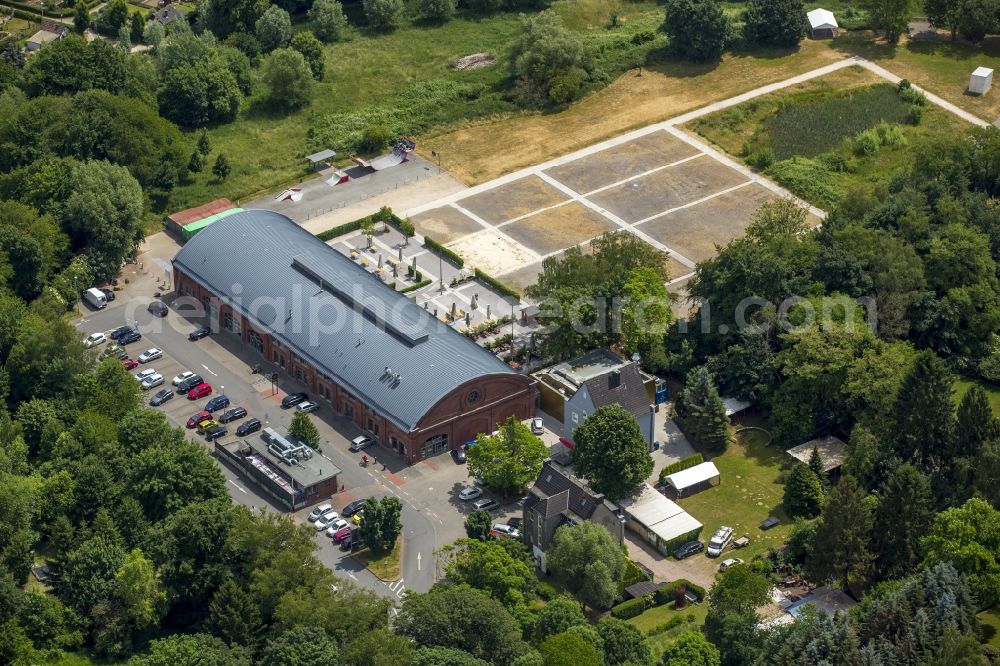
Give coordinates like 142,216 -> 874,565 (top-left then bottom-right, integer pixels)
679,427 -> 794,562
354,536 -> 403,580
980,609 -> 1000,648
627,601 -> 708,656
688,66 -> 972,208
955,378 -> 1000,416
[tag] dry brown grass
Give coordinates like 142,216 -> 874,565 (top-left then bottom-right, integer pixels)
502,202 -> 617,254
419,41 -> 845,185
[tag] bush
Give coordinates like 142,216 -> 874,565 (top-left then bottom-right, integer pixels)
621,559 -> 651,590
359,124 -> 393,154
424,236 -> 464,267
907,105 -> 925,125
658,454 -> 704,483
509,11 -> 588,106
255,5 -> 292,52
610,595 -> 653,619
653,579 -> 705,605
661,0 -> 728,61
419,0 -> 456,21
317,220 -> 363,241
400,279 -> 432,293
474,268 -> 519,298
765,157 -> 842,208
745,145 -> 775,170
309,0 -> 349,42
262,48 -> 313,110
363,0 -> 404,30
646,613 -> 692,636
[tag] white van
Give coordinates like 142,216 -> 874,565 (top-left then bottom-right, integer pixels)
83,287 -> 107,310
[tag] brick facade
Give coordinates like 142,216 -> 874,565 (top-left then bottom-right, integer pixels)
174,267 -> 537,464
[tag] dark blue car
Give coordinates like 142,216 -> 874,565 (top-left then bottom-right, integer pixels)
205,395 -> 230,413
119,331 -> 142,345
110,326 -> 133,341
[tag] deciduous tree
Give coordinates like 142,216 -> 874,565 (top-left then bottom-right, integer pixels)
742,0 -> 805,47
261,625 -> 341,666
597,617 -> 653,666
508,10 -> 587,105
362,0 -> 404,30
922,497 -> 1000,608
256,5 -> 292,52
309,0 -> 349,42
262,48 -> 314,110
660,631 -> 720,666
290,31 -> 326,80
661,0 -> 727,61
464,509 -> 492,541
289,412 -> 321,450
572,404 -> 652,501
536,597 -> 586,640
467,415 -> 547,497
539,631 -> 602,666
546,522 -> 625,610
358,496 -> 402,553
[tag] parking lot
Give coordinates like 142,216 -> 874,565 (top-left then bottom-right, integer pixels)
76,261 -> 525,596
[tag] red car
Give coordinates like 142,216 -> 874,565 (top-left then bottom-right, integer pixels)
186,410 -> 212,428
187,383 -> 213,400
121,357 -> 138,370
331,527 -> 352,543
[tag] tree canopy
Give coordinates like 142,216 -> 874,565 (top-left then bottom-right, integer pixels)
571,404 -> 652,501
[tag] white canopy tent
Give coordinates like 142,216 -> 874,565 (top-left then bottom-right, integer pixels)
663,462 -> 720,495
807,8 -> 839,38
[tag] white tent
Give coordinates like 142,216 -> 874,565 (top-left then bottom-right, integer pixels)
970,67 -> 994,95
807,9 -> 839,38
663,462 -> 720,495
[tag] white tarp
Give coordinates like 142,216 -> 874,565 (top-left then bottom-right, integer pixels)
807,8 -> 838,29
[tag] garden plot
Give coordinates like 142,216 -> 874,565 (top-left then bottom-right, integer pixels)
543,130 -> 701,194
457,175 -> 569,224
502,202 -> 617,256
410,206 -> 484,244
587,155 -> 751,224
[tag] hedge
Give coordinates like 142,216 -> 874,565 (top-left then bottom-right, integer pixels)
646,613 -> 695,637
611,594 -> 654,619
654,579 -> 706,605
658,453 -> 704,483
0,0 -> 98,17
474,268 -> 520,299
317,220 -> 363,241
400,278 -> 431,294
423,236 -> 464,268
620,558 -> 652,592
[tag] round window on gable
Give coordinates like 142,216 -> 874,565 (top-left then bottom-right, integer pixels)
467,390 -> 480,405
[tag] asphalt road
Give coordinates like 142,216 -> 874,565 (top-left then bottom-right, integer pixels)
77,297 -> 437,598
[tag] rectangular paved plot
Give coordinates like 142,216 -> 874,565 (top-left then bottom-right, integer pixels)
503,202 -> 617,256
635,183 -> 777,263
588,155 -> 749,224
544,131 -> 701,194
457,175 -> 569,225
411,206 -> 484,245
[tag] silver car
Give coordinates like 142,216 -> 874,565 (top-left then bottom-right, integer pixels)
141,373 -> 164,390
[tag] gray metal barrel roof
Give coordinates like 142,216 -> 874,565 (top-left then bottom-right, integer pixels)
172,209 -> 518,432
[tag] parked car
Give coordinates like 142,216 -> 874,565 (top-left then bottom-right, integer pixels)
236,418 -> 262,436
329,518 -> 349,532
121,357 -> 138,370
110,326 -> 133,341
171,371 -> 195,386
149,389 -> 174,406
186,410 -> 212,428
281,392 -> 308,408
349,435 -> 374,452
508,517 -> 523,531
219,407 -> 248,424
204,425 -> 227,441
188,326 -> 211,341
85,332 -> 107,348
187,383 -> 213,400
314,511 -> 341,531
134,368 -> 157,382
707,526 -> 734,557
100,287 -> 115,302
119,331 -> 142,345
141,373 -> 164,390
177,375 -> 204,394
451,446 -> 467,464
339,535 -> 358,551
205,395 -> 230,412
296,400 -> 319,414
342,499 -> 367,517
331,527 -> 352,543
137,348 -> 163,363
458,487 -> 482,501
308,503 -> 334,522
490,524 -> 521,540
148,301 -> 168,317
472,498 -> 499,512
197,419 -> 221,434
673,540 -> 704,560
530,417 -> 544,435
719,557 -> 744,572
106,346 -> 128,360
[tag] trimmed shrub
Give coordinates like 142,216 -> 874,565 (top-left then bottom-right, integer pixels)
658,454 -> 704,483
400,279 -> 432,293
653,579 -> 706,605
424,236 -> 464,267
610,594 -> 654,619
474,268 -> 519,298
317,220 -> 363,241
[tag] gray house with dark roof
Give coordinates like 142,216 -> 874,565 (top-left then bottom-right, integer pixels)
535,350 -> 655,444
172,210 -> 536,463
523,459 -> 624,571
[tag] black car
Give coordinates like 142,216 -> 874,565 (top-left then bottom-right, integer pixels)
204,425 -> 227,441
673,540 -> 704,560
205,395 -> 230,412
342,499 -> 368,518
189,326 -> 210,341
236,418 -> 262,437
148,301 -> 168,317
451,446 -> 467,464
149,388 -> 174,406
119,330 -> 142,345
100,288 -> 115,302
110,326 -> 133,341
508,517 -> 523,531
281,392 -> 308,408
176,375 -> 204,394
219,407 -> 247,424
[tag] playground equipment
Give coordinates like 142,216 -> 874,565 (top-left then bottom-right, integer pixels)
351,137 -> 416,172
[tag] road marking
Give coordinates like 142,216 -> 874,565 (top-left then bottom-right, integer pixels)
347,572 -> 358,580
387,579 -> 406,597
228,480 -> 248,494
201,364 -> 218,376
417,552 -> 422,571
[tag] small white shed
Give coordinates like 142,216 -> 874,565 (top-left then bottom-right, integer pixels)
807,8 -> 839,39
970,67 -> 993,95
